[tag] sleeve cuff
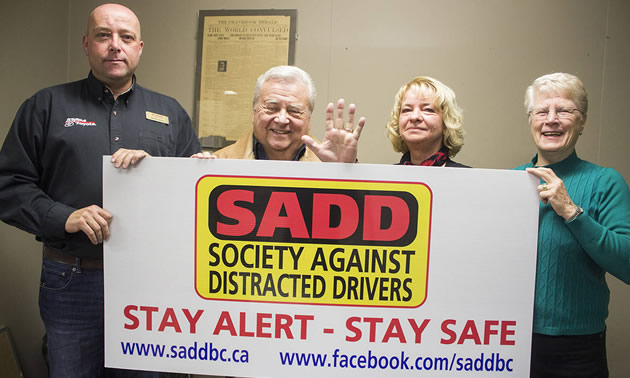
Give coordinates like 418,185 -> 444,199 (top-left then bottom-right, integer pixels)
42,202 -> 76,240
566,212 -> 600,247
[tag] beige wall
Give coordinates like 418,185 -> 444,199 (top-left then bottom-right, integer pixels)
1,0 -> 628,377
0,1 -> 69,377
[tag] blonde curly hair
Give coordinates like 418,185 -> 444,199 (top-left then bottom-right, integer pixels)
385,76 -> 464,157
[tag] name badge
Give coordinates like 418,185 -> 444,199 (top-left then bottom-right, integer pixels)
145,111 -> 169,125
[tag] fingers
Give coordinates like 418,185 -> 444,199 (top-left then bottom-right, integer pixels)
354,117 -> 366,139
111,148 -> 150,168
527,168 -> 554,203
345,103 -> 356,131
323,99 -> 365,141
84,216 -> 106,245
537,185 -> 551,205
527,167 -> 561,191
111,149 -> 128,168
324,102 -> 335,130
190,151 -> 216,159
327,99 -> 364,131
335,99 -> 345,130
528,167 -> 576,217
65,205 -> 113,245
84,206 -> 112,245
525,167 -> 544,180
526,167 -> 557,183
301,135 -> 320,152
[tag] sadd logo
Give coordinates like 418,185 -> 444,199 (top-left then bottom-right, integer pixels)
195,176 -> 432,308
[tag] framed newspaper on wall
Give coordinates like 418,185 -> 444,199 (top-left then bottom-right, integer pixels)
194,9 -> 297,150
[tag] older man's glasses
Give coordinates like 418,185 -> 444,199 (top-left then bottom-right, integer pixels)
257,102 -> 309,120
531,107 -> 581,120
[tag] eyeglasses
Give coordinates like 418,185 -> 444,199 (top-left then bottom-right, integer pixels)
257,101 -> 310,120
530,107 -> 582,120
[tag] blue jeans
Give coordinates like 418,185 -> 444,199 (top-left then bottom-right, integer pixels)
39,257 -> 162,378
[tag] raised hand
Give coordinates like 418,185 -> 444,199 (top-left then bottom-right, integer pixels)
302,99 -> 366,163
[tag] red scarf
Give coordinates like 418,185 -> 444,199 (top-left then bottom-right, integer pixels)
402,146 -> 449,166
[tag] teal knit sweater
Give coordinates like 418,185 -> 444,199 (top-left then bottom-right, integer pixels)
516,152 -> 630,335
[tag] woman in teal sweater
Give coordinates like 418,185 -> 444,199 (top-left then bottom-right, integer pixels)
516,73 -> 630,377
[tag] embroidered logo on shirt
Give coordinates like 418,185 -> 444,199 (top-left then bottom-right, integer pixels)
146,111 -> 169,125
64,118 -> 96,127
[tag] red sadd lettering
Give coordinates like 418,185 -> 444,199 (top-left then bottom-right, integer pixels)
256,192 -> 309,238
363,195 -> 410,241
311,193 -> 358,239
216,189 -> 255,236
208,185 -> 418,246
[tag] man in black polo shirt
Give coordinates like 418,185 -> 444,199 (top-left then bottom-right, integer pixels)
0,4 -> 200,376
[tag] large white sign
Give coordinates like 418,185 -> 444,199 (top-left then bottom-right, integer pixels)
103,158 -> 539,377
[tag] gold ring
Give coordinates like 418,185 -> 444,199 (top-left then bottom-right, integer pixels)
542,184 -> 549,191
345,127 -> 352,132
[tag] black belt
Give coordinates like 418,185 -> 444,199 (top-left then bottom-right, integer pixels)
43,246 -> 103,270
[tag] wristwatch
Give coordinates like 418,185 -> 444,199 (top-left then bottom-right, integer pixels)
566,205 -> 584,223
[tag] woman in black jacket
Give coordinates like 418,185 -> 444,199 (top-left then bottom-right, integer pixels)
386,76 -> 468,167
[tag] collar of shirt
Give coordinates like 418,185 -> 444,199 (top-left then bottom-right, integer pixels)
530,150 -> 579,171
252,134 -> 306,161
86,71 -> 136,104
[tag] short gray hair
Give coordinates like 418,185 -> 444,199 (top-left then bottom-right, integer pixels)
524,72 -> 588,119
252,65 -> 316,111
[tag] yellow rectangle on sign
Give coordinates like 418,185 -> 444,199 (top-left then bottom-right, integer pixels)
195,175 -> 432,308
